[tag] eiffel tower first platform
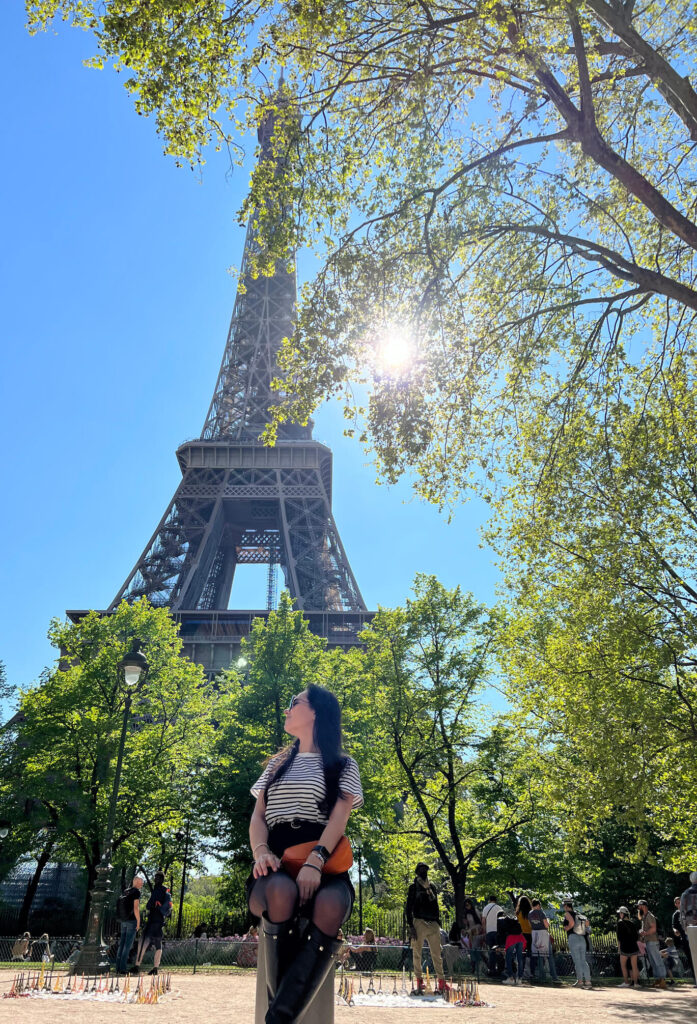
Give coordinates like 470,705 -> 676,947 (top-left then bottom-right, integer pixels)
68,107 -> 371,679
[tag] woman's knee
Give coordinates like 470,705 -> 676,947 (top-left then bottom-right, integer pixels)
312,886 -> 350,931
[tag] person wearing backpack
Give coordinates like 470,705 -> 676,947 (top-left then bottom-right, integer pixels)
115,875 -> 143,974
638,899 -> 667,988
133,871 -> 172,975
680,871 -> 697,986
562,901 -> 592,989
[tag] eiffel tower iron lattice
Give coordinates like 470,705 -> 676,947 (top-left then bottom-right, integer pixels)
70,98 -> 370,677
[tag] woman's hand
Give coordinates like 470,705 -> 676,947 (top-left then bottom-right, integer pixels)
296,864 -> 322,904
253,851 -> 281,878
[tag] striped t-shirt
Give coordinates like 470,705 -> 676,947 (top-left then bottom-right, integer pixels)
251,752 -> 363,827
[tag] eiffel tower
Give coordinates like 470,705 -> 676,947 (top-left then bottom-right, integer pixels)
69,102 -> 370,678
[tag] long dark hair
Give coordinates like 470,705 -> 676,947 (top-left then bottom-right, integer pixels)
517,896 -> 532,920
264,684 -> 348,815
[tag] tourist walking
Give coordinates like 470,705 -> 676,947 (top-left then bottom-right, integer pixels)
562,901 -> 592,989
528,899 -> 559,983
680,870 -> 697,986
247,684 -> 363,1024
115,875 -> 143,973
638,899 -> 667,988
481,895 -> 504,977
616,906 -> 640,987
405,863 -> 448,994
134,871 -> 172,975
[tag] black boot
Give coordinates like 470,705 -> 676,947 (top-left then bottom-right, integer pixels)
266,924 -> 340,1024
262,915 -> 299,1005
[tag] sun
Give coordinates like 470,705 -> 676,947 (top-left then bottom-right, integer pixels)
374,323 -> 415,374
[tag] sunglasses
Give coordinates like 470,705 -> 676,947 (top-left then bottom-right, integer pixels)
287,694 -> 310,710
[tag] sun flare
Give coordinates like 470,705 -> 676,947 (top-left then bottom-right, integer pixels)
374,323 -> 414,374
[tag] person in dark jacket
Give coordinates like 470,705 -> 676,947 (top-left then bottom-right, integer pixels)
405,864 -> 448,994
497,913 -> 525,985
133,871 -> 172,975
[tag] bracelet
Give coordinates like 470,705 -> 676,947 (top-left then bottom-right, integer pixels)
253,843 -> 270,856
303,863 -> 322,874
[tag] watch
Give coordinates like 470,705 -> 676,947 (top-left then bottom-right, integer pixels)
311,845 -> 330,863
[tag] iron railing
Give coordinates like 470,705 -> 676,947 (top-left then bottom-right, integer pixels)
1,935 -> 691,981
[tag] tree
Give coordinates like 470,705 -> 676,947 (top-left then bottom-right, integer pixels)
0,599 -> 217,926
26,0 -> 697,507
357,575 -> 537,925
499,353 -> 697,866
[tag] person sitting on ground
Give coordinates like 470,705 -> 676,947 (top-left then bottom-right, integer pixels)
32,933 -> 51,962
661,937 -> 680,983
11,932 -> 30,961
237,925 -> 259,968
351,927 -> 377,972
616,906 -> 640,988
335,928 -> 351,967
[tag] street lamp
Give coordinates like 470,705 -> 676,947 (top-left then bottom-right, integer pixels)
74,640 -> 149,973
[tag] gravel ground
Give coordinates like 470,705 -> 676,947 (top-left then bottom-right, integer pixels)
1,970 -> 695,1023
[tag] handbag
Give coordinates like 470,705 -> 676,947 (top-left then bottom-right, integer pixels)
281,837 -> 353,878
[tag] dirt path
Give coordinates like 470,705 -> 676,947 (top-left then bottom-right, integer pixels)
1,970 -> 695,1023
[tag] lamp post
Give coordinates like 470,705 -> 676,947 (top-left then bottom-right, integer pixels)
74,641 -> 149,973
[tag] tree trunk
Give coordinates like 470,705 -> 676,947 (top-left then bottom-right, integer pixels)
452,870 -> 467,930
18,838 -> 55,931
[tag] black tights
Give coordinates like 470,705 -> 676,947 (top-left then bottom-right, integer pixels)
249,872 -> 351,936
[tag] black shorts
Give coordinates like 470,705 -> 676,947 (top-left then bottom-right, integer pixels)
141,929 -> 163,951
246,820 -> 355,922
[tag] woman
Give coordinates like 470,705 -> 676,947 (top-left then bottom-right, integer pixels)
616,906 -> 640,987
248,684 -> 363,1024
515,896 -> 533,979
562,901 -> 592,989
351,927 -> 377,972
11,931 -> 31,961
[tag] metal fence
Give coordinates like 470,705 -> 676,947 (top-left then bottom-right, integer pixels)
2,935 -> 691,981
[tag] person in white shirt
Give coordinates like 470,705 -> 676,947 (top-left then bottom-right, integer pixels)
481,895 -> 504,976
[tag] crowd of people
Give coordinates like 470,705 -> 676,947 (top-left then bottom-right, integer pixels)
397,868 -> 697,991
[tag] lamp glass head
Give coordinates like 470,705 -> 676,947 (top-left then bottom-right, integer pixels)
124,665 -> 142,686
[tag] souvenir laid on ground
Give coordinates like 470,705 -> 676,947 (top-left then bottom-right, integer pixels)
3,964 -> 173,1004
337,970 -> 492,1009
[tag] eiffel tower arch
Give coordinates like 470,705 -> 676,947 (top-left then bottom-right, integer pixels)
69,99 -> 372,678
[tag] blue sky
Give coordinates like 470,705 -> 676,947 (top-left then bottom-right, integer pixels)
0,6 -> 500,705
